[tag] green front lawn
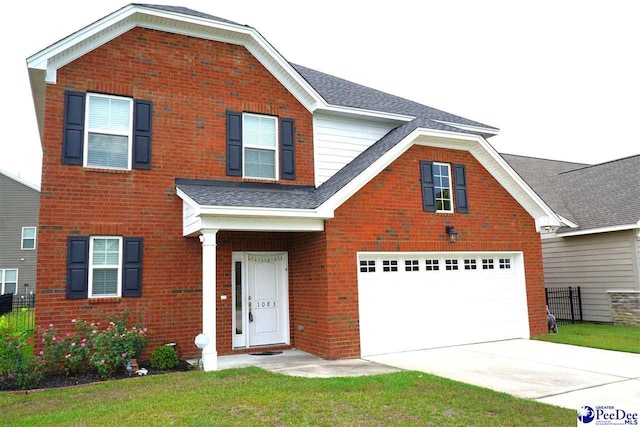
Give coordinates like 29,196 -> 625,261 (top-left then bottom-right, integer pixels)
533,323 -> 640,353
1,368 -> 573,426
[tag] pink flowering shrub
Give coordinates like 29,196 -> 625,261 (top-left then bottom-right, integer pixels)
37,310 -> 149,379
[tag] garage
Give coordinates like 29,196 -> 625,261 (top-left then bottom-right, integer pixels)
357,252 -> 531,357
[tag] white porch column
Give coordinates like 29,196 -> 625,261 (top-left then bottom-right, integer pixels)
200,229 -> 218,371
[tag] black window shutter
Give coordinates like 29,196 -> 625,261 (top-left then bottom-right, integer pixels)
454,164 -> 469,213
133,100 -> 153,170
122,237 -> 143,297
226,111 -> 243,176
420,161 -> 436,212
280,118 -> 295,180
67,236 -> 89,299
62,91 -> 85,165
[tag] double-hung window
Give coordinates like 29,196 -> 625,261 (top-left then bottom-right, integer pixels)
21,227 -> 36,250
226,111 -> 295,180
89,237 -> 122,297
85,94 -> 133,170
1,269 -> 18,295
420,161 -> 468,213
433,163 -> 453,212
66,236 -> 143,299
62,91 -> 152,170
243,113 -> 278,179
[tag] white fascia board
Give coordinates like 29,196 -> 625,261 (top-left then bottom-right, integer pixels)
315,104 -> 414,123
316,127 -> 563,230
431,120 -> 500,137
556,223 -> 640,238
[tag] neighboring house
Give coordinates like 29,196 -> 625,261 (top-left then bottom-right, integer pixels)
27,4 -> 564,370
0,169 -> 39,298
503,154 -> 640,324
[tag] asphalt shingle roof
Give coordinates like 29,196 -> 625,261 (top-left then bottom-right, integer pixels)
503,154 -> 640,232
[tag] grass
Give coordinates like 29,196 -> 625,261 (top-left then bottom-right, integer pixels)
0,368 -> 574,426
533,323 -> 640,353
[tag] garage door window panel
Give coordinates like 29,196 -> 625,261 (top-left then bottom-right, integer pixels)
499,258 -> 511,269
405,260 -> 419,272
382,260 -> 398,272
464,259 -> 477,270
483,259 -> 495,270
445,259 -> 459,271
360,260 -> 375,273
425,259 -> 439,271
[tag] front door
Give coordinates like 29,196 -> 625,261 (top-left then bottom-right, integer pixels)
232,252 -> 289,348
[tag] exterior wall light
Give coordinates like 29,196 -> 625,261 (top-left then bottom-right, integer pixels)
446,226 -> 458,243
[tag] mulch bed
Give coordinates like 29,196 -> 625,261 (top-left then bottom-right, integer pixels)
1,360 -> 193,393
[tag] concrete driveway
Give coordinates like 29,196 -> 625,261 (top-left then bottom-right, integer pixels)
365,339 -> 640,410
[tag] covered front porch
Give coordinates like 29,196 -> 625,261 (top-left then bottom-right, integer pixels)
177,180 -> 333,371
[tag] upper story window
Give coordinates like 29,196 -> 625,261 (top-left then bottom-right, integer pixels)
243,113 -> 278,180
62,91 -> 152,170
226,111 -> 295,181
85,94 -> 133,170
21,227 -> 36,250
433,163 -> 453,212
1,269 -> 17,295
420,161 -> 468,214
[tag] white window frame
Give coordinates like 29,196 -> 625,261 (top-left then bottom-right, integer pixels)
433,162 -> 454,213
88,236 -> 123,298
242,113 -> 279,180
84,93 -> 134,170
1,269 -> 18,295
21,227 -> 37,250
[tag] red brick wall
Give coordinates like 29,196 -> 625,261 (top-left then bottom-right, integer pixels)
35,27 -> 312,358
320,145 -> 547,358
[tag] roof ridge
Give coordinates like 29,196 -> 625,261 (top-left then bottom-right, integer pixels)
557,153 -> 640,175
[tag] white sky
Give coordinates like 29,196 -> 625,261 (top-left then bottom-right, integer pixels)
2,0 -> 638,187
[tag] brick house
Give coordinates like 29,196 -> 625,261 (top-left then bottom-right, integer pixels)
27,4 -> 564,370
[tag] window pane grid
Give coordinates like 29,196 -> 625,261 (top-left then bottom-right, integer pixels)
483,259 -> 495,269
425,259 -> 439,271
433,163 -> 453,212
464,259 -> 477,270
360,260 -> 375,273
405,260 -> 419,272
382,260 -> 398,272
445,259 -> 458,271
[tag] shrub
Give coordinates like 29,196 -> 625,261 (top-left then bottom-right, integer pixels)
149,345 -> 179,370
0,317 -> 42,389
36,310 -> 149,379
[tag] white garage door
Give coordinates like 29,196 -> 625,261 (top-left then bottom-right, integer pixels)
357,252 -> 530,357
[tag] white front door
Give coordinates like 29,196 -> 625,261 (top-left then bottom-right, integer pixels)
232,252 -> 289,348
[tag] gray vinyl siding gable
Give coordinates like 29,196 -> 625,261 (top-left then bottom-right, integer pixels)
0,172 -> 40,295
542,230 -> 638,323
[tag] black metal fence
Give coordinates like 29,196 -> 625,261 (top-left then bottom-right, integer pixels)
0,293 -> 36,332
545,287 -> 583,324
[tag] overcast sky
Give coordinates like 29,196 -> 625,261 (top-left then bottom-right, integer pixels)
2,0 -> 638,187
